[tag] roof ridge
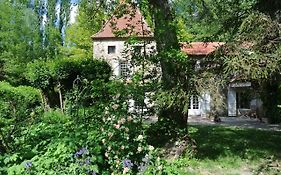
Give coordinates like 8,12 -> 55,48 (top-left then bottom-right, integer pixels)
91,3 -> 153,39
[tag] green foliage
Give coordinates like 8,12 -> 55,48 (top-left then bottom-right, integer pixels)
52,58 -> 111,89
25,60 -> 53,90
1,81 -> 157,174
238,12 -> 280,52
64,0 -> 107,60
220,12 -> 281,122
0,81 -> 41,154
154,50 -> 193,127
174,0 -> 257,41
0,0 -> 42,84
26,58 -> 111,108
3,109 -> 103,175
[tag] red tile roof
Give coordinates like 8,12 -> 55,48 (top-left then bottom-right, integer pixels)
92,4 -> 153,40
180,42 -> 225,56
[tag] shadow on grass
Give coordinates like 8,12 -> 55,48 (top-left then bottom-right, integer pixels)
146,117 -> 188,147
189,125 -> 281,160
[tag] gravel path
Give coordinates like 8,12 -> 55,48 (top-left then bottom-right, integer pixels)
188,116 -> 281,131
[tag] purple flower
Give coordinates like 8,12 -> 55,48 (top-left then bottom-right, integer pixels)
123,159 -> 133,168
24,161 -> 32,169
85,158 -> 91,165
87,170 -> 97,175
138,162 -> 147,172
74,147 -> 89,158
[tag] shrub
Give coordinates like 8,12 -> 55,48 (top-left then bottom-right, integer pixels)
0,81 -> 41,154
2,82 -> 156,175
25,58 -> 111,108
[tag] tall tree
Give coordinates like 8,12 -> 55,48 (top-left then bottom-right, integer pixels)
148,0 -> 192,128
0,0 -> 42,85
174,0 -> 257,41
64,0 -> 108,59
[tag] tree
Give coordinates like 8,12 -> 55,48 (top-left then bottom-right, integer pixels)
147,0 -> 193,128
174,0 -> 257,41
0,0 -> 42,85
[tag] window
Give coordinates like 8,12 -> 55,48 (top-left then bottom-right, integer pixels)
120,61 -> 130,78
192,95 -> 199,109
108,46 -> 116,54
134,99 -> 145,111
189,95 -> 199,109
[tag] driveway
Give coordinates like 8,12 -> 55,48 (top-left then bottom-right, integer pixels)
188,116 -> 281,131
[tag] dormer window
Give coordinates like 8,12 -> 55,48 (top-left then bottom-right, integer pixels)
108,46 -> 116,54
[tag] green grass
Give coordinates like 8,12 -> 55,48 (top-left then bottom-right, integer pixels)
167,125 -> 281,175
190,125 -> 281,160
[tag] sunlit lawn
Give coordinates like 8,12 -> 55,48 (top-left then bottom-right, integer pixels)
167,125 -> 281,175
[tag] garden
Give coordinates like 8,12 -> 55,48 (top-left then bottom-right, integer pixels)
0,0 -> 281,174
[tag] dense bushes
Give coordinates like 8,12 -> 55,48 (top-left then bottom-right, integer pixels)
0,81 -> 41,155
25,58 -> 111,109
0,81 -> 158,175
0,57 -> 160,174
0,58 -> 163,174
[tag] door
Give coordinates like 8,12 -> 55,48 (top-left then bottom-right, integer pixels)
188,95 -> 201,116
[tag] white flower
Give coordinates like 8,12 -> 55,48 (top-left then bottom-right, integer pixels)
102,139 -> 106,144
112,104 -> 119,110
123,167 -> 129,174
114,93 -> 121,100
137,146 -> 143,152
137,135 -> 144,141
119,118 -> 126,124
127,116 -> 133,122
148,145 -> 154,151
116,159 -> 120,165
125,127 -> 129,132
114,124 -> 120,129
157,157 -> 161,162
157,165 -> 163,170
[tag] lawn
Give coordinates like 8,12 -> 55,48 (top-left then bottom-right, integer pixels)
165,125 -> 281,175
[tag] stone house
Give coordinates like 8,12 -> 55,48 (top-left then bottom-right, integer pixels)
91,4 -> 156,80
91,4 -> 263,118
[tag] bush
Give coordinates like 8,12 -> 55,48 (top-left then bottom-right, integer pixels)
0,81 -> 41,155
25,58 -> 111,108
2,82 -> 156,175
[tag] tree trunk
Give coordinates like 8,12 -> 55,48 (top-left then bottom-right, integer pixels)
149,0 -> 179,86
40,91 -> 50,111
148,0 -> 188,128
58,81 -> 64,112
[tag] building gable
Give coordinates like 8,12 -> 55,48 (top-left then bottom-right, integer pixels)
91,4 -> 153,40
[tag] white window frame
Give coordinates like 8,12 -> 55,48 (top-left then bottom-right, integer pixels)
189,95 -> 200,110
120,60 -> 130,79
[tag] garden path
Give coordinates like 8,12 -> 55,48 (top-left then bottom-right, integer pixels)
188,116 -> 281,131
